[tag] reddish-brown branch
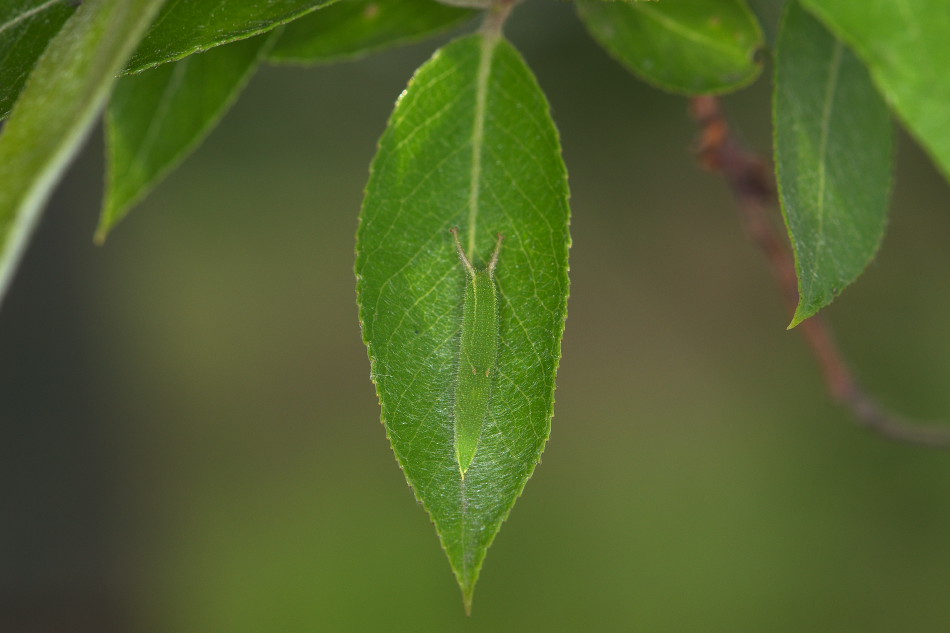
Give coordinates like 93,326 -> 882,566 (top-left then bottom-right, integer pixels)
690,95 -> 950,449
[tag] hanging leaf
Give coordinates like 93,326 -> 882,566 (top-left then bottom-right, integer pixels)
267,0 -> 474,65
0,0 -> 165,307
774,1 -> 892,327
0,0 -> 77,120
125,0 -> 336,73
99,34 -> 272,241
800,0 -> 950,183
576,0 -> 764,95
356,32 -> 570,612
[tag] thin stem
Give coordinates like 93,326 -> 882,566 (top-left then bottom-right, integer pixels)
689,95 -> 950,449
480,0 -> 519,39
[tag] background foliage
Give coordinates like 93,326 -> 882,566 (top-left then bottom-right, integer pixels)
3,2 -> 950,632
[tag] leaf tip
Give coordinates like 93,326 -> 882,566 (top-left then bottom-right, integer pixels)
96,200 -> 121,246
457,448 -> 475,479
787,304 -> 814,330
93,225 -> 108,246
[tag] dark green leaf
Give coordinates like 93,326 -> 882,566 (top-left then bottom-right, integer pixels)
356,33 -> 570,612
0,0 -> 77,120
268,0 -> 474,65
0,0 -> 165,306
774,1 -> 892,327
576,0 -> 764,95
125,0 -> 336,73
99,34 -> 271,241
799,0 -> 950,183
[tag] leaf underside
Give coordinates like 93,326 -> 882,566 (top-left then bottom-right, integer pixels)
774,1 -> 892,327
100,33 -> 272,240
800,0 -> 950,184
576,0 -> 764,95
0,0 -> 77,120
267,0 -> 474,65
124,0 -> 337,73
356,33 -> 570,611
0,0 -> 166,307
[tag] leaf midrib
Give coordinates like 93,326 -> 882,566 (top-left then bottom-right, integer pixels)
465,32 -> 497,257
814,38 -> 844,272
635,3 -> 746,62
459,30 -> 502,600
129,56 -> 189,182
0,0 -> 66,37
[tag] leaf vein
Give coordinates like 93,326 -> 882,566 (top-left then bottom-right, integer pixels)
0,0 -> 65,37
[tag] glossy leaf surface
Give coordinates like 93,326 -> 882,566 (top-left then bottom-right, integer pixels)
99,34 -> 271,240
774,2 -> 892,327
268,0 -> 473,64
576,0 -> 764,95
0,0 -> 77,119
356,33 -> 570,611
125,0 -> 335,73
0,0 -> 165,307
800,0 -> 950,182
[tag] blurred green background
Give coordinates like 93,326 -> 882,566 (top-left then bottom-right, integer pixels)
4,2 -> 950,632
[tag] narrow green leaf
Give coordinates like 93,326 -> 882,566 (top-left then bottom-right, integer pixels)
774,1 -> 892,327
0,0 -> 165,307
268,0 -> 474,65
799,0 -> 950,184
576,0 -> 764,95
125,0 -> 336,74
0,0 -> 77,120
99,35 -> 271,241
356,33 -> 570,611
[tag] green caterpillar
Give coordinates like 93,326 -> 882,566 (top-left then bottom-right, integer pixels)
450,227 -> 503,478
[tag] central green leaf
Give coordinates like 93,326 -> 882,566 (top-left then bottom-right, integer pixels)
356,32 -> 570,612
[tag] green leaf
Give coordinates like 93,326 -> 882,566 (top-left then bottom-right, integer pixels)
356,33 -> 570,612
0,0 -> 77,120
799,0 -> 950,183
99,34 -> 271,241
125,0 -> 336,73
0,0 -> 165,307
575,0 -> 764,95
267,0 -> 474,65
774,1 -> 893,327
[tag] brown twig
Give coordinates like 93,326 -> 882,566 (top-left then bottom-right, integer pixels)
690,95 -> 950,449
